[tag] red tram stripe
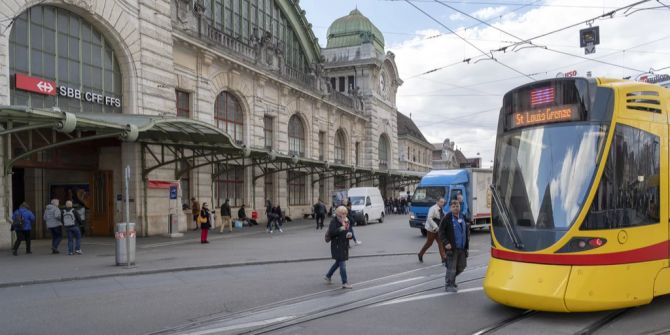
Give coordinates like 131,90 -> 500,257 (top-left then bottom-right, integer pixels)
491,241 -> 669,265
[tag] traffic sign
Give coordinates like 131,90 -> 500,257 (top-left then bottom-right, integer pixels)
15,73 -> 56,96
169,185 -> 177,200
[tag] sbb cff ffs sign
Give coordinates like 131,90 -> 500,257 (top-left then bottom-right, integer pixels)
13,73 -> 121,108
15,73 -> 56,95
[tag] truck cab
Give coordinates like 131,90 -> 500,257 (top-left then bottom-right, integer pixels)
409,170 -> 470,236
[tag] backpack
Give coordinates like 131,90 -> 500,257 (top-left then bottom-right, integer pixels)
11,210 -> 24,231
63,209 -> 76,226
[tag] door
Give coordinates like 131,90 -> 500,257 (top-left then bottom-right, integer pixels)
89,170 -> 114,236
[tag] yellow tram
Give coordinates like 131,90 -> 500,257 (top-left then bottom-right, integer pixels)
484,77 -> 670,312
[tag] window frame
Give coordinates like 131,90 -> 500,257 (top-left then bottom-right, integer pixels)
288,115 -> 305,157
288,171 -> 307,205
175,89 -> 190,118
214,91 -> 244,144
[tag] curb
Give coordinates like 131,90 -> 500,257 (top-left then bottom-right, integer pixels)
0,251 -> 426,288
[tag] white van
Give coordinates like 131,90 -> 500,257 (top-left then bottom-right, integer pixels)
347,187 -> 385,225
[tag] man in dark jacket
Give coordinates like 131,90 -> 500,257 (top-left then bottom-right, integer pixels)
219,199 -> 232,233
313,199 -> 326,230
324,206 -> 353,289
439,199 -> 470,292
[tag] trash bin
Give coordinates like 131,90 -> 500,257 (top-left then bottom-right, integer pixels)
115,222 -> 136,266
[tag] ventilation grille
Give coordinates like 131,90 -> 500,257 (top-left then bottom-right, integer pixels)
626,91 -> 662,114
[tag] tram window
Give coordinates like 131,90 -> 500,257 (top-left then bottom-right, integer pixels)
582,125 -> 660,230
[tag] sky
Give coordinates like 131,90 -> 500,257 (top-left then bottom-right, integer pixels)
299,0 -> 670,168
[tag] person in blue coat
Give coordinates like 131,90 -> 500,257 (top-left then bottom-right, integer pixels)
12,202 -> 35,256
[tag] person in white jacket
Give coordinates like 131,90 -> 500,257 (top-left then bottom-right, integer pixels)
418,198 -> 447,263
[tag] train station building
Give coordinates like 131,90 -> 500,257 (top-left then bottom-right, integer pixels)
0,0 -> 423,248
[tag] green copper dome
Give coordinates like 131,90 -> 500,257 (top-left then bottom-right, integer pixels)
326,9 -> 385,53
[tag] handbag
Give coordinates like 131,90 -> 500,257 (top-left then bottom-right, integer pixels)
324,230 -> 331,243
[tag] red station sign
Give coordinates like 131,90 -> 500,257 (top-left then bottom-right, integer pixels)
15,73 -> 56,96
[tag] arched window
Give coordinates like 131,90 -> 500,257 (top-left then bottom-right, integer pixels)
9,5 -> 123,113
204,0 -> 309,73
288,115 -> 305,157
215,91 -> 244,144
334,129 -> 346,164
379,135 -> 389,170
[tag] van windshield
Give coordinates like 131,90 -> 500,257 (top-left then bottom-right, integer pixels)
349,196 -> 365,206
412,186 -> 445,206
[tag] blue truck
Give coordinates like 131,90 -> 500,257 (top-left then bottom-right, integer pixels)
409,168 -> 492,236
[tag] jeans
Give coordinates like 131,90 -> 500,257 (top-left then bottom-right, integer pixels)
49,227 -> 62,251
348,225 -> 357,242
315,214 -> 325,229
326,260 -> 348,284
66,226 -> 81,253
13,230 -> 31,253
445,249 -> 467,287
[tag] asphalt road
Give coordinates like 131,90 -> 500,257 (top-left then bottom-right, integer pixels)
4,215 -> 670,335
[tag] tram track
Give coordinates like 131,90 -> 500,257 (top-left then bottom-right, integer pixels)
574,308 -> 633,335
470,310 -> 536,335
241,275 -> 487,335
150,264 -> 489,335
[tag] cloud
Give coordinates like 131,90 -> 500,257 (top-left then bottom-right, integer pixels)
472,6 -> 507,20
389,0 -> 670,168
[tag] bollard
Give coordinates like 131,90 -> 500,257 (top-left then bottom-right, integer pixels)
115,222 -> 136,266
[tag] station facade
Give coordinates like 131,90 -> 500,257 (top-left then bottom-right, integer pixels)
0,0 -> 420,248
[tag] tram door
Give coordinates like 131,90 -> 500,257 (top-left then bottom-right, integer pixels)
89,171 -> 114,236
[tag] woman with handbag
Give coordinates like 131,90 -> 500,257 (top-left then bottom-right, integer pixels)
197,203 -> 212,243
324,206 -> 353,289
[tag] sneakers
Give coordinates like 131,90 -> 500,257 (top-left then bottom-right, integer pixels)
445,286 -> 457,293
12,250 -> 17,256
279,228 -> 284,233
68,252 -> 74,256
52,249 -> 60,254
323,276 -> 332,284
270,230 -> 274,234
355,240 -> 362,245
75,250 -> 82,255
342,283 -> 353,289
418,254 -> 423,263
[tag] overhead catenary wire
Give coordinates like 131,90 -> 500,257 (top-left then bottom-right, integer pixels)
433,0 -> 649,73
404,0 -> 536,80
404,0 -> 653,81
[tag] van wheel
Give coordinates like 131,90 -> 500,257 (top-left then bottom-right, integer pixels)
379,212 -> 384,223
420,228 -> 427,237
364,214 -> 369,225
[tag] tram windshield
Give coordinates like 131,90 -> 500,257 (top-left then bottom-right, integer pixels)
493,78 -> 613,251
493,124 -> 607,250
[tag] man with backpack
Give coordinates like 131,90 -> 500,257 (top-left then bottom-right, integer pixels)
11,202 -> 35,256
62,200 -> 83,255
44,199 -> 62,254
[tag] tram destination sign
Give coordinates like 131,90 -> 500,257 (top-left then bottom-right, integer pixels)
511,105 -> 579,129
14,73 -> 121,107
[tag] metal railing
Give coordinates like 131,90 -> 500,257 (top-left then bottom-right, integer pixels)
204,22 -> 256,61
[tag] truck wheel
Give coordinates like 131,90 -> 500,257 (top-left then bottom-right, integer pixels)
420,228 -> 427,237
364,214 -> 369,225
379,212 -> 384,223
